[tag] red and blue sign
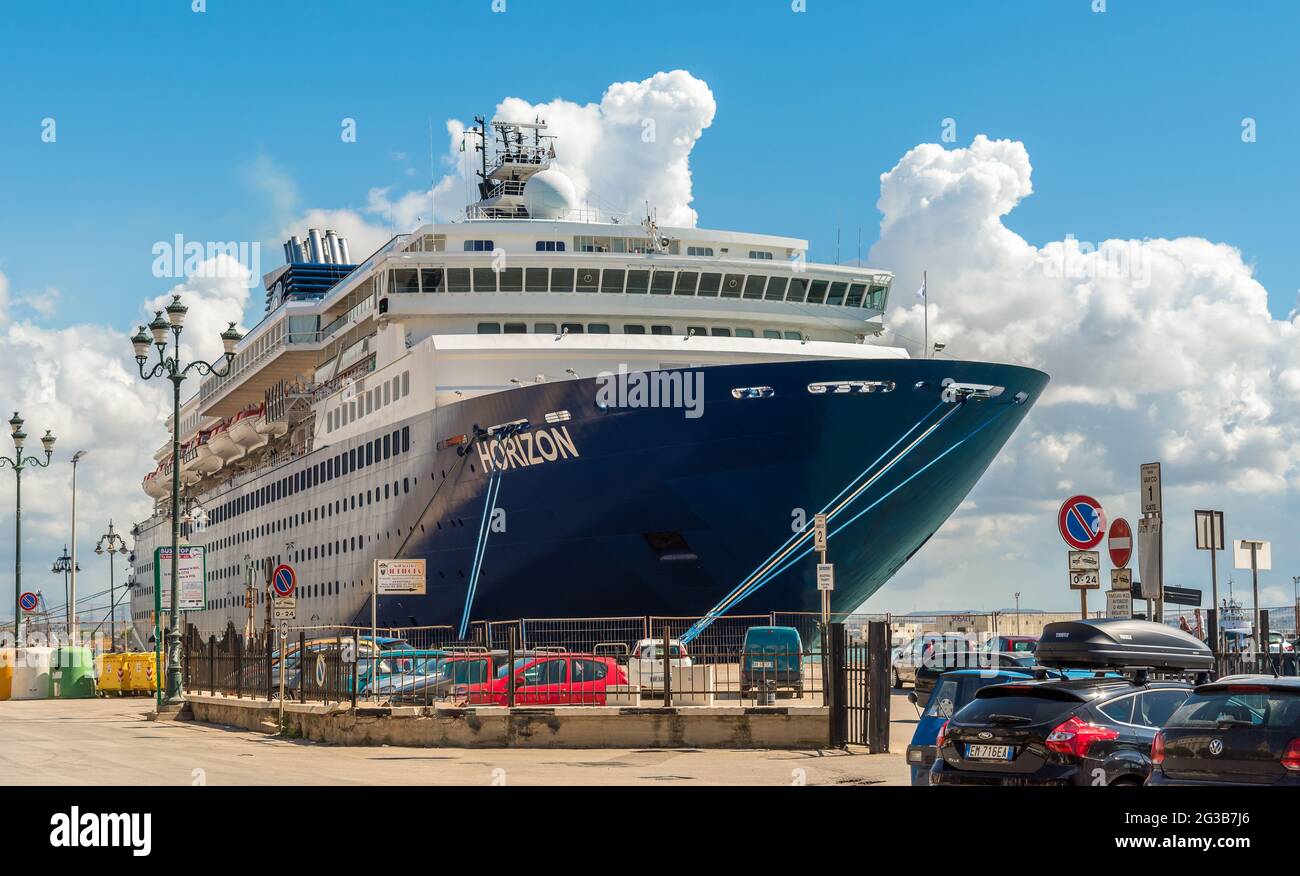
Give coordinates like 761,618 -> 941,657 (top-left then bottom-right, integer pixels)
1058,495 -> 1107,550
18,592 -> 38,612
271,564 -> 297,598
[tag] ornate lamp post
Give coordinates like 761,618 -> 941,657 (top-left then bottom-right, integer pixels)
1,412 -> 56,645
131,296 -> 241,705
95,520 -> 131,652
51,546 -> 79,636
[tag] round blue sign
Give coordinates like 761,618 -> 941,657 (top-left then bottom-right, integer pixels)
271,564 -> 296,598
19,592 -> 38,612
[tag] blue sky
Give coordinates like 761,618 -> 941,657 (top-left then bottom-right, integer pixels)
2,1 -> 1299,626
1,0 -> 1297,330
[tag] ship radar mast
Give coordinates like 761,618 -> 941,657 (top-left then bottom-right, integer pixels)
465,116 -> 567,219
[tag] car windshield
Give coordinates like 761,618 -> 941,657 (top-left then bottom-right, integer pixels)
638,645 -> 684,659
954,693 -> 1080,726
497,657 -> 532,679
1166,690 -> 1300,729
926,676 -> 1011,718
1008,640 -> 1036,653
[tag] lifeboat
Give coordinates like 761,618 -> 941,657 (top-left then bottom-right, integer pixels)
192,429 -> 223,475
208,418 -> 241,464
142,466 -> 169,500
230,403 -> 269,454
255,414 -> 289,439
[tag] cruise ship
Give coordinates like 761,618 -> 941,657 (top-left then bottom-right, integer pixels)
129,117 -> 1048,643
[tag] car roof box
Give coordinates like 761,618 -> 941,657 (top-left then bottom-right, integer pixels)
1035,618 -> 1213,672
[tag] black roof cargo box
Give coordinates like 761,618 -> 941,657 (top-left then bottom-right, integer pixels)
1036,618 -> 1213,671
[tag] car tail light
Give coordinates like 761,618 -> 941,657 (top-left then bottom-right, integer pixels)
1151,731 -> 1166,766
1045,715 -> 1119,760
935,720 -> 949,750
1282,739 -> 1300,772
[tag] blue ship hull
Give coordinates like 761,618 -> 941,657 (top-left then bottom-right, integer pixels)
370,357 -> 1047,628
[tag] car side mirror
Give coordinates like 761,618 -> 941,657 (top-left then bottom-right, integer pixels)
907,692 -> 918,705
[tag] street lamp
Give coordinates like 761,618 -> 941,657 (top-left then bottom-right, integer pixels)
131,296 -> 242,705
69,450 -> 87,642
51,546 -> 79,636
95,520 -> 131,652
0,413 -> 56,646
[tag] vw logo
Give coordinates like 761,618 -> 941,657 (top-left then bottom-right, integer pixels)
978,731 -> 993,740
1208,738 -> 1224,756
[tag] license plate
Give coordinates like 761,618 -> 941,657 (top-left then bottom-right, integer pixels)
965,744 -> 1013,760
752,660 -> 775,669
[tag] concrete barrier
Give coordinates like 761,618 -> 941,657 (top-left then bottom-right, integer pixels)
184,694 -> 829,749
670,664 -> 714,706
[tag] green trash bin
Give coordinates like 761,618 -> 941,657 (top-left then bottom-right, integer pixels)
50,646 -> 97,698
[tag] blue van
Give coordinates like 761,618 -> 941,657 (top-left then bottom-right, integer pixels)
740,626 -> 804,697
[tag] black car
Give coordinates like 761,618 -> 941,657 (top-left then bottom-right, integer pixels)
1148,675 -> 1300,786
929,676 -> 1192,786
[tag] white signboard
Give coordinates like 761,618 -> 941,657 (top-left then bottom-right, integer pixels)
1068,550 -> 1100,572
273,597 -> 297,620
156,545 -> 206,611
374,559 -> 427,595
1069,570 -> 1101,590
1137,517 -> 1162,600
813,513 -> 828,552
1106,589 -> 1133,619
1140,462 -> 1162,515
1194,510 -> 1225,551
816,563 -> 835,591
1110,568 -> 1132,591
1233,540 -> 1272,571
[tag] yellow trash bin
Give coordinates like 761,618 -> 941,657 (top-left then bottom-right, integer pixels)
0,648 -> 13,700
97,653 -> 127,695
122,652 -> 161,695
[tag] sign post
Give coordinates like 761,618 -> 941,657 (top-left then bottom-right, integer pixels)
1194,510 -> 1225,651
372,560 -> 427,698
813,513 -> 830,625
1234,540 -> 1271,655
1139,463 -> 1163,622
277,618 -> 289,729
1059,496 -> 1105,619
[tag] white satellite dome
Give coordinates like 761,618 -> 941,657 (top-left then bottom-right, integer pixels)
522,169 -> 578,220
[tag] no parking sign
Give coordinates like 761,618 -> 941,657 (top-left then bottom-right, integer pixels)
1058,495 -> 1107,550
19,592 -> 38,613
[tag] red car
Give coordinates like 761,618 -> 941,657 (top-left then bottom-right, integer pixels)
461,653 -> 628,705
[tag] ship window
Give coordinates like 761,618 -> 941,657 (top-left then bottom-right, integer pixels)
392,269 -> 420,294
402,427 -> 409,452
420,268 -> 444,293
498,267 -> 523,292
402,372 -> 409,396
349,449 -> 356,471
687,246 -> 714,257
763,329 -> 782,339
446,269 -> 472,293
845,283 -> 866,307
710,327 -> 732,337
472,268 -> 497,292
385,483 -> 390,499
463,239 -> 495,252
560,322 -> 584,334
392,429 -> 400,453
403,477 -> 410,494
687,326 -> 707,338
625,270 -> 650,294
534,322 -> 557,334
575,269 -> 599,293
549,267 -> 574,292
720,274 -> 744,298
787,277 -> 809,303
624,324 -> 646,334
764,276 -> 789,301
525,268 -> 549,292
826,281 -> 847,306
503,322 -> 527,334
743,275 -> 767,300
867,283 -> 888,309
574,236 -> 611,253
748,250 -> 774,260
651,325 -> 673,336
697,272 -> 721,297
673,271 -> 698,295
784,331 -> 803,341
649,270 -> 674,295
807,280 -> 828,304
477,322 -> 501,334
735,328 -> 755,338
587,323 -> 610,334
535,240 -> 566,251
600,269 -> 625,293
383,382 -> 391,406
383,434 -> 391,459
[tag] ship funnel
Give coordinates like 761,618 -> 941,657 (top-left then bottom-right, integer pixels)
338,237 -> 351,263
325,229 -> 343,264
307,228 -> 325,263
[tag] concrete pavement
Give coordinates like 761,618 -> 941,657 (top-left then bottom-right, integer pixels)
0,696 -> 913,786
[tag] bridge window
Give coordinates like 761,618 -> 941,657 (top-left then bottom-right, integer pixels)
472,268 -> 497,292
525,268 -> 549,292
550,268 -> 575,292
720,274 -> 744,298
576,269 -> 599,293
867,284 -> 889,309
673,272 -> 698,295
625,270 -> 650,294
600,269 -> 625,293
650,270 -> 674,294
806,280 -> 828,305
463,239 -> 495,252
498,268 -> 523,292
447,269 -> 472,293
765,277 -> 789,301
535,240 -> 566,252
826,281 -> 847,306
392,268 -> 420,294
697,272 -> 721,297
687,246 -> 714,257
420,268 -> 444,292
786,277 -> 808,303
574,236 -> 611,253
743,275 -> 767,299
748,250 -> 774,260
845,283 -> 866,307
